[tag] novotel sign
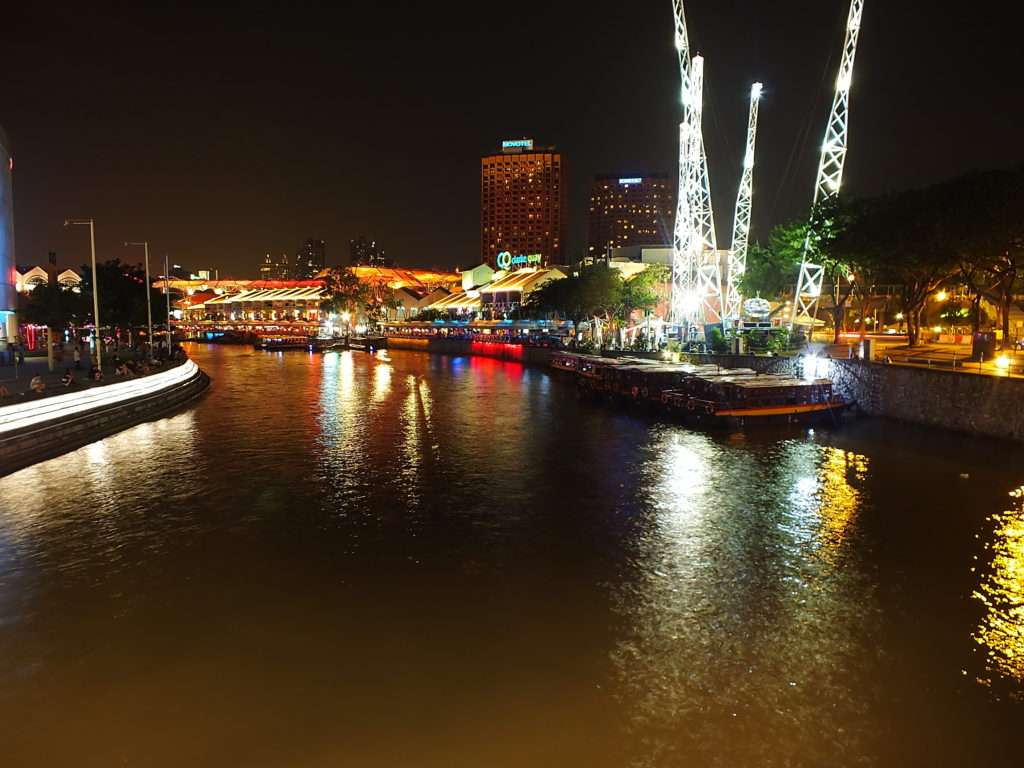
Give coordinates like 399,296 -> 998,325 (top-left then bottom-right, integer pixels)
502,139 -> 534,151
618,177 -> 643,185
496,251 -> 542,270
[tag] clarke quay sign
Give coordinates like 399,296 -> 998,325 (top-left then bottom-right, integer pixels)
496,251 -> 542,270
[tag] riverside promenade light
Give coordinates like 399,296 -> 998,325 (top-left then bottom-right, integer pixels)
0,360 -> 198,434
65,218 -> 102,367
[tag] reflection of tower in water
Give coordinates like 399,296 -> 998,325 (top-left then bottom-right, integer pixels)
609,436 -> 877,765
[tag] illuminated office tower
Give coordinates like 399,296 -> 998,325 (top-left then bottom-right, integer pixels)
481,139 -> 564,267
587,174 -> 675,259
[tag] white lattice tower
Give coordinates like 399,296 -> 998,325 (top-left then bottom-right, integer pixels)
688,56 -> 721,324
724,82 -> 762,325
792,0 -> 865,329
669,0 -> 698,326
671,122 -> 697,326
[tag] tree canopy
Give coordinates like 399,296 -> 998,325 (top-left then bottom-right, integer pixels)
526,263 -> 669,345
320,267 -> 371,318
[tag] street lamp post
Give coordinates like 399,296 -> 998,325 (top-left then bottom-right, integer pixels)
125,241 -> 154,359
164,253 -> 172,353
65,218 -> 101,368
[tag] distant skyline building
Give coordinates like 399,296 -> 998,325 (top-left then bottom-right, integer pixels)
349,236 -> 387,266
294,238 -> 326,279
481,138 -> 564,267
587,174 -> 674,259
258,252 -> 293,280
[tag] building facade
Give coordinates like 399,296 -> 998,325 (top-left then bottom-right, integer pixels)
15,266 -> 82,292
349,236 -> 386,266
478,267 -> 566,319
481,139 -> 564,267
295,238 -> 326,279
587,174 -> 674,259
259,252 -> 293,281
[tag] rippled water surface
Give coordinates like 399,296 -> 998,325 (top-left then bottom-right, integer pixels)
1,345 -> 1022,766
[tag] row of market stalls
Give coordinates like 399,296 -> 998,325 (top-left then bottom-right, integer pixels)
390,265 -> 567,321
174,262 -> 569,340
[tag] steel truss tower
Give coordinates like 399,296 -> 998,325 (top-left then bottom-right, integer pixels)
724,82 -> 762,325
670,1 -> 719,329
792,0 -> 865,329
670,0 -> 697,326
688,57 -> 722,324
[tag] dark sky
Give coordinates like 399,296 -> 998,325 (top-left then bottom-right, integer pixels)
3,2 -> 1020,276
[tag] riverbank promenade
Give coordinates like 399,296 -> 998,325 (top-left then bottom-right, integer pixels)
0,350 -> 174,401
0,352 -> 209,476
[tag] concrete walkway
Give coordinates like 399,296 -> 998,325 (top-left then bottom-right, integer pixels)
0,350 -> 174,403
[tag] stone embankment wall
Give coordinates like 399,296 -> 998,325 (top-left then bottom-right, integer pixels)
829,360 -> 1024,442
685,351 -> 1024,442
0,361 -> 210,476
680,352 -> 798,375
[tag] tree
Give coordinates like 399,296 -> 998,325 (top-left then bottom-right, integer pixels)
18,282 -> 85,330
527,264 -> 626,347
959,167 -> 1024,344
804,197 -> 859,344
740,198 -> 855,342
320,267 -> 370,322
834,186 -> 957,346
79,259 -> 163,332
18,280 -> 87,370
620,263 -> 669,320
739,236 -> 802,300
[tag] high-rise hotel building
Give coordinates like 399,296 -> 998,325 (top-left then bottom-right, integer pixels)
481,139 -> 564,267
587,174 -> 675,258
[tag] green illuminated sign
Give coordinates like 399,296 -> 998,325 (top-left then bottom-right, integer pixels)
497,252 -> 542,270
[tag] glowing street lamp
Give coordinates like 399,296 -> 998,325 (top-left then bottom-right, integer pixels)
65,218 -> 102,367
936,290 -> 948,302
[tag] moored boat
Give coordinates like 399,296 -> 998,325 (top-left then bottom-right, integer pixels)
254,336 -> 312,351
549,353 -> 847,425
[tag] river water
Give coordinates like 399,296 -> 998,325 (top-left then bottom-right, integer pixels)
1,345 -> 1022,767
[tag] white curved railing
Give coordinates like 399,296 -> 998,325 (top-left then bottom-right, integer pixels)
0,360 -> 200,435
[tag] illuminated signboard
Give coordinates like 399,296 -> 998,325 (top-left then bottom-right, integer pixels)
502,139 -> 534,151
618,177 -> 642,185
496,251 -> 542,270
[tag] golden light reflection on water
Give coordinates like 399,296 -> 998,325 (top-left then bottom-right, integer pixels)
807,447 -> 868,563
973,485 -> 1024,697
0,410 -> 198,544
398,375 -> 437,506
372,357 -> 392,402
782,444 -> 868,563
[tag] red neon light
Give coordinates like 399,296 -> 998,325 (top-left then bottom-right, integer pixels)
470,340 -> 524,359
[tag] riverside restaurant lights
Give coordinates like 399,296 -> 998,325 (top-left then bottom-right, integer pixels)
0,360 -> 199,434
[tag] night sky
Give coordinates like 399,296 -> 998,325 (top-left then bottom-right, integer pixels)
3,2 -> 1020,276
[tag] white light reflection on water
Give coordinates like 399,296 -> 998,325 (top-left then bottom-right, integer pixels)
611,432 -> 877,767
317,351 -> 369,478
